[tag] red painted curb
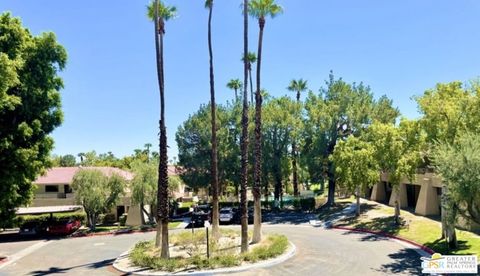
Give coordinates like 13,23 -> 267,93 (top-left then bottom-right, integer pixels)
333,226 -> 435,255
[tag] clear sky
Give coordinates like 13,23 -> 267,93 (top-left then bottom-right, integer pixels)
2,0 -> 480,160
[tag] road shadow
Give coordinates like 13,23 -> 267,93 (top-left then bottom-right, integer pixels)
29,258 -> 116,276
317,202 -> 378,222
0,232 -> 64,243
262,210 -> 317,225
373,248 -> 423,275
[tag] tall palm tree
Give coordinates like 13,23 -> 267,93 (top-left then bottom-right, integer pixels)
287,79 -> 307,197
147,0 -> 176,259
248,0 -> 283,244
227,79 -> 242,100
241,52 -> 257,104
240,0 -> 250,254
205,0 -> 220,241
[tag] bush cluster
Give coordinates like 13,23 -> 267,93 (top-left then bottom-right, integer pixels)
16,211 -> 86,226
292,198 -> 316,211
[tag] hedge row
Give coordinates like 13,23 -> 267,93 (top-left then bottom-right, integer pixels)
16,211 -> 87,226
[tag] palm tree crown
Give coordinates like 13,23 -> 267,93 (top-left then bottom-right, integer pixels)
227,79 -> 242,91
287,79 -> 308,100
147,1 -> 177,33
205,0 -> 213,8
242,52 -> 257,65
248,0 -> 283,20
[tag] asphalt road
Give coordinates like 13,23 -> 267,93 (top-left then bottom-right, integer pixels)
0,217 -> 424,276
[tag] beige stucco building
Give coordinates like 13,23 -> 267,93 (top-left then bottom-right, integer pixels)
368,172 -> 479,231
30,166 -> 188,226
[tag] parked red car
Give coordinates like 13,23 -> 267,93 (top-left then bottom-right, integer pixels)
48,219 -> 81,235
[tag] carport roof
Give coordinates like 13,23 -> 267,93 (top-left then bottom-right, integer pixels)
16,205 -> 82,215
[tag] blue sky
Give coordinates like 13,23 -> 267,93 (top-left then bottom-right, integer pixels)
2,0 -> 480,160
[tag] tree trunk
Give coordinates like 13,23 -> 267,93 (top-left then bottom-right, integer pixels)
292,91 -> 300,197
240,0 -> 250,254
326,161 -> 336,206
140,202 -> 146,225
249,68 -> 254,105
394,189 -> 400,225
356,185 -> 360,217
155,222 -> 162,247
234,88 -> 238,101
441,185 -> 457,249
292,141 -> 298,197
207,1 -> 220,242
90,214 -> 97,231
154,0 -> 169,258
252,16 -> 265,245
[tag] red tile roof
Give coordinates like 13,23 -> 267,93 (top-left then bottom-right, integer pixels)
34,167 -> 134,184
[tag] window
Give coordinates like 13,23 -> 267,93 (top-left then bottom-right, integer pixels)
45,185 -> 59,193
64,185 -> 72,193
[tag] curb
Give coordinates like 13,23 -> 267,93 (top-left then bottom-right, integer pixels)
332,226 -> 435,255
70,225 -> 185,239
112,241 -> 296,276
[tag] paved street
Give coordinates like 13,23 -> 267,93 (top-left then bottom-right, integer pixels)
0,218 -> 424,276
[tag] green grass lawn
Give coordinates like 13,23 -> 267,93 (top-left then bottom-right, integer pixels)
328,198 -> 480,257
180,201 -> 194,208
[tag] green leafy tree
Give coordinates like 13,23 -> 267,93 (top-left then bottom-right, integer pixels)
287,79 -> 308,197
365,120 -> 425,224
130,160 -> 158,224
71,169 -> 125,230
416,81 -> 480,248
0,13 -> 67,227
433,132 -> 480,226
59,154 -> 77,167
147,0 -> 176,257
331,136 -> 379,216
262,97 -> 295,203
248,0 -> 283,245
227,79 -> 242,100
304,73 -> 399,207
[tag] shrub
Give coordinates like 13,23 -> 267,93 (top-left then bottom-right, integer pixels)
119,214 -> 127,226
17,211 -> 86,227
300,198 -> 316,211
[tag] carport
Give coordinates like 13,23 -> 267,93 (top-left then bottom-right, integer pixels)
16,205 -> 82,219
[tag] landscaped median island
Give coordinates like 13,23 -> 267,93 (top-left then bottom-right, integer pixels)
115,228 -> 293,274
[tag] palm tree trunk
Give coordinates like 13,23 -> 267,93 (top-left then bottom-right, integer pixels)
249,68 -> 254,105
234,88 -> 238,101
292,91 -> 300,197
240,0 -> 250,254
154,0 -> 169,258
252,17 -> 265,244
207,2 -> 220,241
292,141 -> 298,197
